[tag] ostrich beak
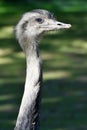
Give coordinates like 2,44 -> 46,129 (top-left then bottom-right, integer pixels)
42,20 -> 71,32
56,21 -> 71,29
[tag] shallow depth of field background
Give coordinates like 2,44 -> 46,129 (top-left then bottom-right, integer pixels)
0,0 -> 87,130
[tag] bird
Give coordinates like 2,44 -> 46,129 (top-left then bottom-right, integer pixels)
14,9 -> 71,130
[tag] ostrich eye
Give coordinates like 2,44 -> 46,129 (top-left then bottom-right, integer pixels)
35,18 -> 44,24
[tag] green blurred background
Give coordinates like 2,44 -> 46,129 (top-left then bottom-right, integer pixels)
0,0 -> 87,130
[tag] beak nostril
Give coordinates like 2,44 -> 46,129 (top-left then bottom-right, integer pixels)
57,23 -> 62,26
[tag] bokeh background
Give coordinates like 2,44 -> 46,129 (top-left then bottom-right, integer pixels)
0,0 -> 87,130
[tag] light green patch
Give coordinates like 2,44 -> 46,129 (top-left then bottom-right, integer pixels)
0,26 -> 13,38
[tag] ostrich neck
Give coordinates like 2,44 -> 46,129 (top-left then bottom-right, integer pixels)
14,40 -> 42,130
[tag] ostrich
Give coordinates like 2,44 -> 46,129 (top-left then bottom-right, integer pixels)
14,9 -> 71,130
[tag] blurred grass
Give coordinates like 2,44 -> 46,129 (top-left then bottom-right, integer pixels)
0,0 -> 87,130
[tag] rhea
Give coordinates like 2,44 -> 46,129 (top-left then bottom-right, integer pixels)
14,9 -> 71,130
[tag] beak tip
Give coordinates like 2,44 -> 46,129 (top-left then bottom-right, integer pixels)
68,24 -> 72,28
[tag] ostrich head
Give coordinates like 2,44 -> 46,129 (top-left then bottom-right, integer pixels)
15,9 -> 71,50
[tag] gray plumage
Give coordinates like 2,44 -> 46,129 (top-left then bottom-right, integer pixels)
14,9 -> 71,130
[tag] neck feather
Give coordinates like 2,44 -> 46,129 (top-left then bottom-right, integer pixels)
14,40 -> 42,130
